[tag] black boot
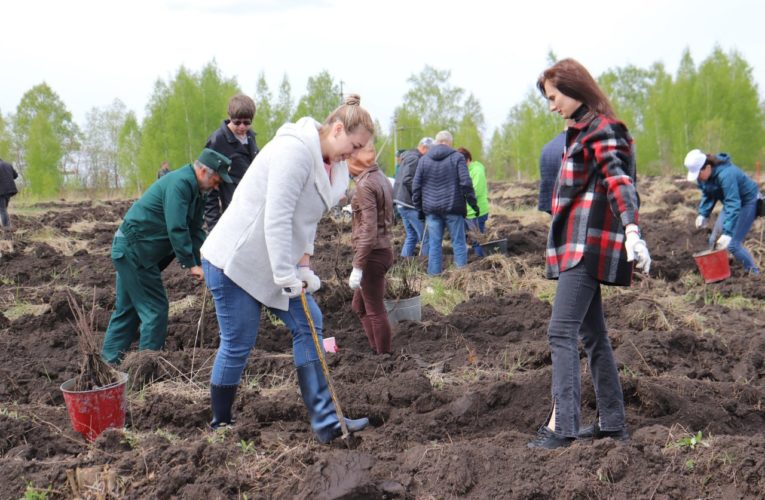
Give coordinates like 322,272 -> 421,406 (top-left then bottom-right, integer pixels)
527,426 -> 575,449
578,421 -> 630,441
296,361 -> 369,443
210,384 -> 238,429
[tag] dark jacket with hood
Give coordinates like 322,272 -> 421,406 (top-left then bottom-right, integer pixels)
392,148 -> 422,209
412,144 -> 478,217
0,159 -> 18,196
204,120 -> 259,230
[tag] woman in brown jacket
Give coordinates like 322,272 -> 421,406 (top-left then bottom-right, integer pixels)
347,139 -> 395,354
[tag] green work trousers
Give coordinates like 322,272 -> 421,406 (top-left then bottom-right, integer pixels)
101,236 -> 169,364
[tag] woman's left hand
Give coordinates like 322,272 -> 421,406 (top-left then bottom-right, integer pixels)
625,225 -> 651,274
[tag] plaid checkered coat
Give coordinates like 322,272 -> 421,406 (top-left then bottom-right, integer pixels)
546,112 -> 639,286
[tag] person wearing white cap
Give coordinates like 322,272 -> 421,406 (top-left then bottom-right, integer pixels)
684,149 -> 760,274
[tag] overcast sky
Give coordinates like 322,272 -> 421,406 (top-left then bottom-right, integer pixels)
2,0 -> 763,139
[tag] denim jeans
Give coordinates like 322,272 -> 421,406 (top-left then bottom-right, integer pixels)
466,214 -> 488,257
727,198 -> 759,273
203,259 -> 325,386
547,263 -> 625,438
708,213 -> 724,248
426,213 -> 468,275
397,205 -> 428,257
0,195 -> 10,227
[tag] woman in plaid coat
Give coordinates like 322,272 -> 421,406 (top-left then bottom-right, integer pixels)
528,59 -> 652,449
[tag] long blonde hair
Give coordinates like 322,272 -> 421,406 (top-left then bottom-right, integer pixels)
321,93 -> 375,136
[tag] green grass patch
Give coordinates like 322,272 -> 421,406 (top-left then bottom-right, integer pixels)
685,287 -> 765,312
421,277 -> 466,315
3,303 -> 50,321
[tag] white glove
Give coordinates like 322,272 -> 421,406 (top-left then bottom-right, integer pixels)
625,226 -> 651,275
715,234 -> 732,250
348,267 -> 363,290
297,267 -> 321,293
695,215 -> 707,229
278,277 -> 304,298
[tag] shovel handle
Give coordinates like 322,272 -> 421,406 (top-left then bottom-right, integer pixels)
300,289 -> 350,441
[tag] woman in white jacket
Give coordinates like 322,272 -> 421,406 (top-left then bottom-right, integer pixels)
201,95 -> 374,443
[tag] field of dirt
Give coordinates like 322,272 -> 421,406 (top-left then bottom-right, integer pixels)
1,177 -> 765,499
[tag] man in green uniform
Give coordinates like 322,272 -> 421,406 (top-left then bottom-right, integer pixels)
101,148 -> 232,364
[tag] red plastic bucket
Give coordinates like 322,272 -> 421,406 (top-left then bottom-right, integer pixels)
693,249 -> 731,284
60,372 -> 128,441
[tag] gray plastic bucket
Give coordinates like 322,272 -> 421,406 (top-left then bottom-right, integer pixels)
384,295 -> 422,328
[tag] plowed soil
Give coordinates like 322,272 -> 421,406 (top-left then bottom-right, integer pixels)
1,177 -> 765,499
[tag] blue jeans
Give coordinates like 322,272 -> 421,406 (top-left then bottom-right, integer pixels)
0,195 -> 10,227
426,213 -> 468,275
203,259 -> 325,386
548,263 -> 625,438
727,199 -> 759,273
466,214 -> 489,257
398,205 -> 428,257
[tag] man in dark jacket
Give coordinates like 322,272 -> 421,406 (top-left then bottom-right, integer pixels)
101,148 -> 232,364
538,130 -> 566,214
412,131 -> 479,275
0,158 -> 18,229
393,137 -> 432,256
204,94 -> 259,231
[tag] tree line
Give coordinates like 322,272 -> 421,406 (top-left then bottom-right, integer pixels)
0,45 -> 762,197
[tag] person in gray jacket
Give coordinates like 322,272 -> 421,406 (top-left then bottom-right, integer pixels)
0,158 -> 19,229
393,137 -> 432,256
200,94 -> 373,443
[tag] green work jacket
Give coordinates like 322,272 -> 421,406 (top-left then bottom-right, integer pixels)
119,164 -> 206,269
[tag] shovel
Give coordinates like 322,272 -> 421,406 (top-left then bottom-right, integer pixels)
299,289 -> 351,445
190,287 -> 208,378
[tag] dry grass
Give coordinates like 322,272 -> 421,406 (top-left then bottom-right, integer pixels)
386,258 -> 423,300
0,240 -> 14,258
25,227 -> 89,256
3,302 -> 50,321
493,185 -> 538,201
136,378 -> 208,403
168,294 -> 200,318
489,204 -> 550,227
442,253 -> 554,302
421,278 -> 466,315
68,220 -> 100,234
245,367 -> 296,396
67,289 -> 119,390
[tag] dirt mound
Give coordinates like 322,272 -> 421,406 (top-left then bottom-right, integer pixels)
2,180 -> 765,498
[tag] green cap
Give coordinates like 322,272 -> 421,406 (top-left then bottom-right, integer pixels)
197,148 -> 233,183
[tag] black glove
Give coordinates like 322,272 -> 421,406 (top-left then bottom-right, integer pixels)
418,211 -> 426,221
472,206 -> 480,218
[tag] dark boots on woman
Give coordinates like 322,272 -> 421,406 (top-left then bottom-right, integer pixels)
210,384 -> 238,429
578,421 -> 630,441
527,426 -> 575,449
296,361 -> 369,443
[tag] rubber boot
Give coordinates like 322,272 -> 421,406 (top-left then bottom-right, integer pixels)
210,384 -> 238,429
296,361 -> 369,443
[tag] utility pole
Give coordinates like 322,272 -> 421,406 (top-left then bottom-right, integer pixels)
393,117 -> 398,168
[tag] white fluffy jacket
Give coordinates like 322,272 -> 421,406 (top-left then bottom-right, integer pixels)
201,117 -> 348,310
